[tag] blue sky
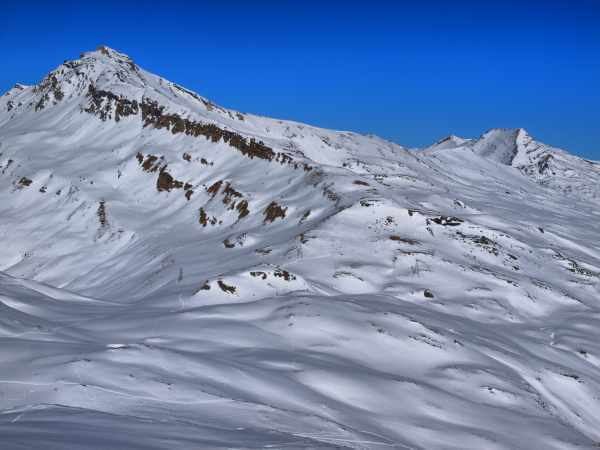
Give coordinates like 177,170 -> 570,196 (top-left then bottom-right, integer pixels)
2,1 -> 599,158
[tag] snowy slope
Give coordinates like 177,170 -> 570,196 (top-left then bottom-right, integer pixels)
1,47 -> 600,449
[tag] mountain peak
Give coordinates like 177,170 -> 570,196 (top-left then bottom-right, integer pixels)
81,46 -> 136,65
427,134 -> 471,151
19,46 -> 146,113
72,45 -> 140,77
472,127 -> 534,165
424,128 -> 532,156
479,127 -> 532,146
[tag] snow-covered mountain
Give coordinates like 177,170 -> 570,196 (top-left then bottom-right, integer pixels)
425,127 -> 600,202
1,47 -> 599,449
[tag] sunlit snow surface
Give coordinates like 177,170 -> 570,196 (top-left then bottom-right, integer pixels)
1,47 -> 600,449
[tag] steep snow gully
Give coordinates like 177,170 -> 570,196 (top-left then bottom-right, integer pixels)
1,47 -> 600,449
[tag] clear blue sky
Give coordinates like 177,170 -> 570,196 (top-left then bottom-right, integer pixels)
2,1 -> 599,158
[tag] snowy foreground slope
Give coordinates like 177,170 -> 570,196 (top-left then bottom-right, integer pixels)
1,47 -> 600,449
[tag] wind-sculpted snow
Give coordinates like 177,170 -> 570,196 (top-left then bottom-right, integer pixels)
1,47 -> 600,449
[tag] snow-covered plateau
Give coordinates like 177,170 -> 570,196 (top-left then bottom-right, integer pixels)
1,47 -> 599,449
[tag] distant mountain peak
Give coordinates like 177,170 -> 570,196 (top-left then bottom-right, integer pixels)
427,134 -> 472,151
471,127 -> 534,165
481,127 -> 529,137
